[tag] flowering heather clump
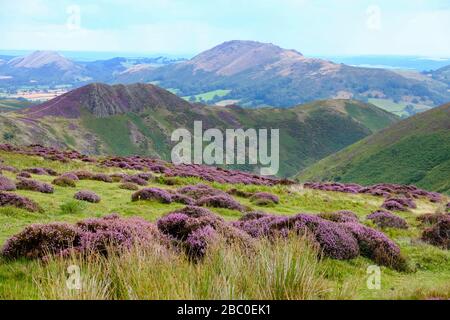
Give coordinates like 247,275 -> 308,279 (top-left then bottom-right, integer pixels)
0,192 -> 40,212
388,197 -> 416,209
16,178 -> 54,194
131,188 -> 173,203
170,193 -> 196,205
1,223 -> 81,260
52,176 -> 76,188
91,173 -> 113,183
304,182 -> 362,194
121,175 -> 148,186
60,173 -> 79,181
70,171 -> 94,180
343,222 -> 406,270
196,195 -> 245,211
421,219 -> 450,249
119,182 -> 140,191
23,167 -> 58,176
185,226 -> 218,259
74,190 -> 101,203
17,172 -> 32,179
75,214 -> 165,255
250,192 -> 280,206
177,184 -> 227,200
367,210 -> 408,229
227,188 -> 253,198
157,207 -> 251,259
0,175 -> 16,191
318,211 -> 359,223
381,199 -> 408,211
417,213 -> 450,225
0,164 -> 18,173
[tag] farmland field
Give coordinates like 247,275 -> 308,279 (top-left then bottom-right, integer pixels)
183,89 -> 231,103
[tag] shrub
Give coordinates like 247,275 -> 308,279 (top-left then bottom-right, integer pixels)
228,188 -> 253,198
74,190 -> 101,203
119,182 -> 139,191
421,219 -> 450,249
367,210 -> 408,229
16,178 -> 54,194
185,226 -> 218,259
381,199 -> 408,211
17,172 -> 32,179
177,184 -> 227,200
1,223 -> 81,259
91,173 -> 113,183
23,167 -> 58,176
60,173 -> 79,181
110,173 -> 126,182
343,222 -> 407,270
446,203 -> 450,212
0,191 -> 41,212
170,193 -> 196,205
417,213 -> 450,225
52,176 -> 76,188
121,175 -> 148,186
196,195 -> 245,211
318,211 -> 359,223
71,171 -> 93,180
0,175 -> 16,191
131,188 -> 173,203
250,192 -> 280,206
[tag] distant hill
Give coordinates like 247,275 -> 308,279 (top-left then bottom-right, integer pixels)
430,65 -> 450,85
0,83 -> 398,176
126,40 -> 450,108
297,103 -> 450,194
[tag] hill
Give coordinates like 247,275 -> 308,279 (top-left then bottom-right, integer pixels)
0,83 -> 398,177
297,103 -> 450,194
127,40 -> 450,108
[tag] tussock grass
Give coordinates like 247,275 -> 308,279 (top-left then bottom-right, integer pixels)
30,236 -> 345,300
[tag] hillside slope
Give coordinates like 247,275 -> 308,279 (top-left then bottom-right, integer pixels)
127,40 -> 450,108
1,84 -> 398,177
297,103 -> 450,194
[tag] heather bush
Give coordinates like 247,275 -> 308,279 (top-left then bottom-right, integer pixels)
318,211 -> 359,223
417,213 -> 450,225
119,182 -> 139,191
421,219 -> 450,249
196,195 -> 245,211
177,184 -> 227,200
91,173 -> 113,183
170,193 -> 196,205
121,175 -> 148,186
52,176 -> 76,188
228,188 -> 253,198
23,167 -> 58,176
381,199 -> 408,211
367,210 -> 408,229
0,175 -> 16,191
75,214 -> 165,256
74,190 -> 101,203
0,191 -> 41,212
131,188 -> 173,203
17,172 -> 32,179
343,222 -> 407,270
185,226 -> 219,259
110,173 -> 126,182
16,178 -> 54,194
250,192 -> 280,206
1,223 -> 81,260
71,171 -> 93,180
60,173 -> 79,181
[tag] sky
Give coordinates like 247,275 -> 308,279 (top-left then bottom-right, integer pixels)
1,0 -> 450,57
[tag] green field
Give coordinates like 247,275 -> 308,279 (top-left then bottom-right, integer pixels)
368,98 -> 431,117
0,150 -> 449,300
183,89 -> 231,103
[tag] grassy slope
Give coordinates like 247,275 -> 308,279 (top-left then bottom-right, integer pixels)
0,99 -> 399,177
0,151 -> 449,299
0,99 -> 33,112
298,103 -> 450,194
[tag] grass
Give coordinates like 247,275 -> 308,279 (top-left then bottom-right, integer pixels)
0,150 -> 449,300
368,98 -> 431,118
182,89 -> 231,103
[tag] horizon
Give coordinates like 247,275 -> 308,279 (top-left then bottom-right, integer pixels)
1,0 -> 450,56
